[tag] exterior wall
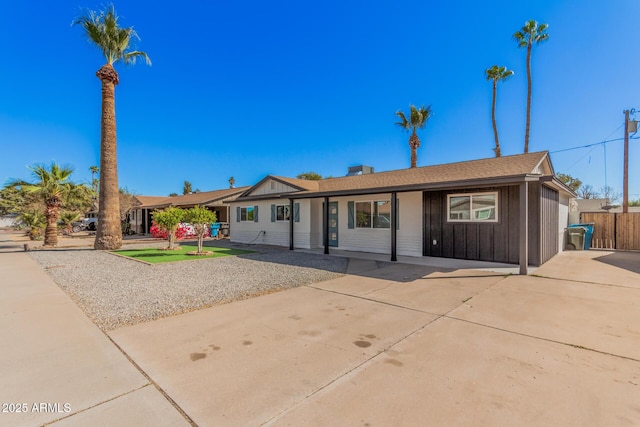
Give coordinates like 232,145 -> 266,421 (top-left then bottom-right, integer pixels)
309,198 -> 323,248
333,194 -> 392,255
251,180 -> 299,197
423,184 -> 558,266
396,192 -> 423,256
558,192 -> 570,252
229,199 -> 312,249
424,186 -> 521,264
539,185 -> 559,265
326,192 -> 423,257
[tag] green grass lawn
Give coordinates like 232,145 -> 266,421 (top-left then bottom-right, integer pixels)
113,244 -> 255,264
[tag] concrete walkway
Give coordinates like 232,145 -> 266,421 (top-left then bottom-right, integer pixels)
2,229 -> 640,426
0,233 -> 190,427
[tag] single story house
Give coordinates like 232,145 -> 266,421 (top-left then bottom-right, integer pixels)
569,198 -> 640,224
130,187 -> 249,234
229,152 -> 575,274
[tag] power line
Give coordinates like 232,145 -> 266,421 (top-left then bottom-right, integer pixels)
550,135 -> 638,154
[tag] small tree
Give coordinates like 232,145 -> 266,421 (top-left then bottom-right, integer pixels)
152,206 -> 185,249
556,173 -> 582,192
183,181 -> 193,195
577,184 -> 599,199
600,186 -> 621,204
297,172 -> 323,180
59,211 -> 82,235
184,205 -> 216,254
19,210 -> 46,240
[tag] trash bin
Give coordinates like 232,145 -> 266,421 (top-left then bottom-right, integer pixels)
210,223 -> 221,238
568,223 -> 594,249
220,223 -> 230,237
566,226 -> 586,250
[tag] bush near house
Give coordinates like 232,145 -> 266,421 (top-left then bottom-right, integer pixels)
149,221 -> 211,240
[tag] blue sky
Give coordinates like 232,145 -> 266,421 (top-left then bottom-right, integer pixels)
1,1 -> 639,199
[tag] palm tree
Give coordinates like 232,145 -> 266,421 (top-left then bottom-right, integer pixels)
485,65 -> 514,157
19,210 -> 46,241
59,211 -> 82,235
75,6 -> 151,250
20,163 -> 74,247
514,20 -> 549,153
395,105 -> 432,168
89,165 -> 99,192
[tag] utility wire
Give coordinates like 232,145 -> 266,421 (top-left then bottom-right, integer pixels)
550,135 -> 638,154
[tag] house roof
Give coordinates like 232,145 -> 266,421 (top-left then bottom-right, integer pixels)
135,187 -> 250,209
235,151 -> 570,201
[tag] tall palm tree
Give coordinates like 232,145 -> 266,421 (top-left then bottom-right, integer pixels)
395,105 -> 432,168
20,163 -> 74,247
485,65 -> 514,157
514,20 -> 549,154
89,165 -> 99,192
75,6 -> 151,250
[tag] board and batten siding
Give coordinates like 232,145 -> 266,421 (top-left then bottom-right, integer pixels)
423,184 -> 558,266
251,180 -> 300,197
540,185 -> 560,264
424,186 -> 519,265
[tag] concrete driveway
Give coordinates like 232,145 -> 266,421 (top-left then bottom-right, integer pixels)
107,251 -> 640,426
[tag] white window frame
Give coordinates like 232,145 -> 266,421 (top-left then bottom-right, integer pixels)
447,191 -> 499,223
355,200 -> 391,229
275,204 -> 290,222
240,206 -> 255,222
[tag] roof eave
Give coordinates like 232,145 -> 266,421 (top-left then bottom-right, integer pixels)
282,174 -> 543,199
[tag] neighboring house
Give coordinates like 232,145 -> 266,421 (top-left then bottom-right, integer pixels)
229,152 -> 575,274
130,187 -> 249,234
0,213 -> 19,228
569,198 -> 640,224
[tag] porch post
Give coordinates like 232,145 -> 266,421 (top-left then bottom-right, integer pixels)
289,198 -> 294,250
324,197 -> 330,254
519,182 -> 529,275
142,209 -> 147,235
391,192 -> 397,262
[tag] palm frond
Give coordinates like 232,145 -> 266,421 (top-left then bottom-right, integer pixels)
74,4 -> 151,67
395,111 -> 409,130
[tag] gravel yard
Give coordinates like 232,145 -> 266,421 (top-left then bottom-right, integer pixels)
29,241 -> 347,331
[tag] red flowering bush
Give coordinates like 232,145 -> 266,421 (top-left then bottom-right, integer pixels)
150,221 -> 210,239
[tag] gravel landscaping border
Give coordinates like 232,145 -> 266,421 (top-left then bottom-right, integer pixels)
29,241 -> 347,331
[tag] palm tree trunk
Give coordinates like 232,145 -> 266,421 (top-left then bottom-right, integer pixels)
524,42 -> 532,153
95,64 -> 123,250
43,202 -> 60,247
409,132 -> 420,168
491,80 -> 501,157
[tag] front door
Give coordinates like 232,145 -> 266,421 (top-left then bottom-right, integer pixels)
328,202 -> 338,247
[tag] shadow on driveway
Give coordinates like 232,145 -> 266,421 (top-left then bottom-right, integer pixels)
594,251 -> 640,275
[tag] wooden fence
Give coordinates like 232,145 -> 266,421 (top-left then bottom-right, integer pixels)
580,212 -> 640,250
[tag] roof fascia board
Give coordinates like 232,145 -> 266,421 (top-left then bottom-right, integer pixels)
284,174 -> 540,199
540,176 -> 578,197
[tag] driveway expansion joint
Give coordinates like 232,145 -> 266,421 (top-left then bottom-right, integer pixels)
42,384 -> 152,426
103,332 -> 199,427
443,315 -> 640,363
